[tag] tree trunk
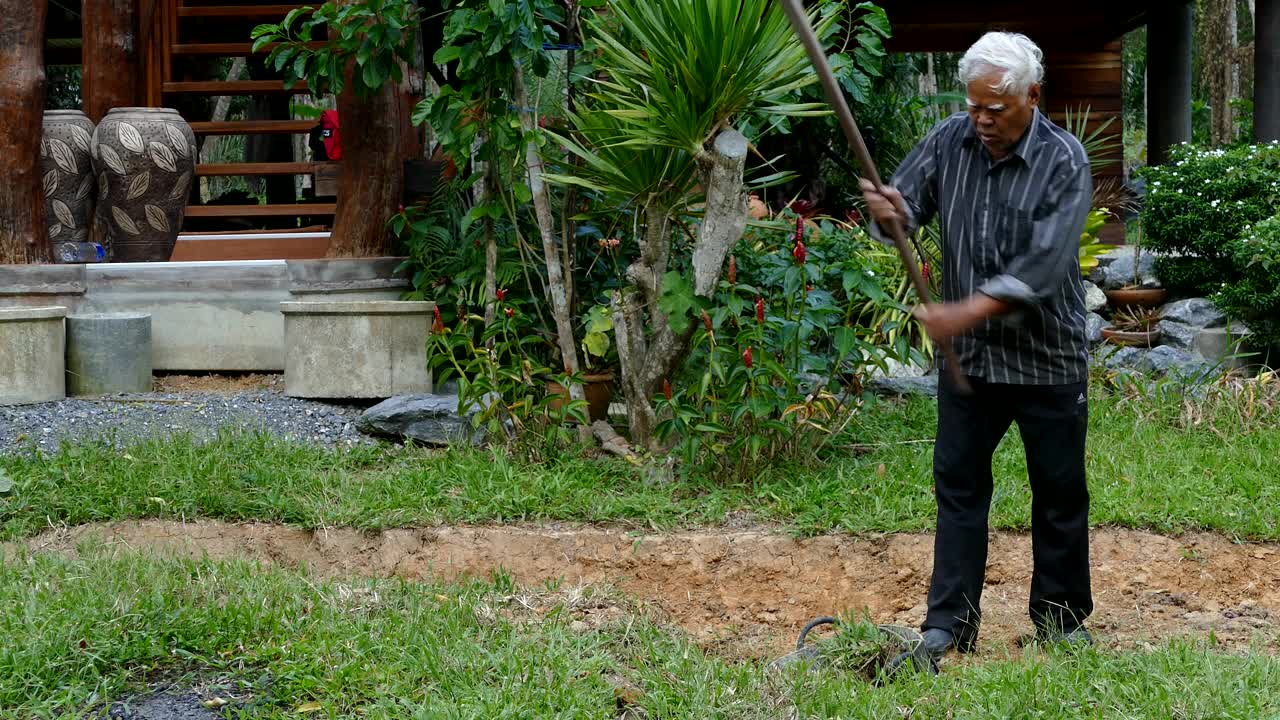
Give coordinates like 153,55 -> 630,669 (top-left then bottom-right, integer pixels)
613,129 -> 750,450
82,0 -> 141,123
327,73 -> 407,258
0,0 -> 49,264
513,59 -> 583,396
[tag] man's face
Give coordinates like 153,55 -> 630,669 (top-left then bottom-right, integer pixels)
966,71 -> 1039,160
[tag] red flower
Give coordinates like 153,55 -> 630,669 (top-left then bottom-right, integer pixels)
755,296 -> 765,325
495,288 -> 507,301
921,262 -> 930,281
789,199 -> 816,218
505,307 -> 515,319
846,208 -> 863,225
663,379 -> 673,401
792,239 -> 807,266
743,346 -> 753,369
432,306 -> 445,334
794,216 -> 805,243
727,255 -> 737,284
397,204 -> 406,214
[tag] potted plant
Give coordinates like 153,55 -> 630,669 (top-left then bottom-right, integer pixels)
1102,306 -> 1162,347
546,303 -> 617,423
1105,222 -> 1167,310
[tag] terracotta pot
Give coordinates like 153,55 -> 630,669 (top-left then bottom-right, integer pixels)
1102,327 -> 1161,348
546,372 -> 615,423
91,107 -> 196,262
40,110 -> 98,262
1105,287 -> 1167,310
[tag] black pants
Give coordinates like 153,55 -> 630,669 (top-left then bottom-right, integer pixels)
923,375 -> 1093,647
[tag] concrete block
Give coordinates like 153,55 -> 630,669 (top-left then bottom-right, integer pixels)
281,301 -> 434,399
0,306 -> 67,405
66,313 -> 153,395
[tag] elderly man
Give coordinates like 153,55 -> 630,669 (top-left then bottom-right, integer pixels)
862,31 -> 1094,664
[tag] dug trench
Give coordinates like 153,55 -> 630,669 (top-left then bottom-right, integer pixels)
12,520 -> 1280,658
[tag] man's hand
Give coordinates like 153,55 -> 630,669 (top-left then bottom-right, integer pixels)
914,295 -> 1012,341
859,178 -> 908,226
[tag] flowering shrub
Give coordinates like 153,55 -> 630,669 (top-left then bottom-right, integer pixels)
1138,142 -> 1280,295
654,215 -> 914,479
1215,214 -> 1280,346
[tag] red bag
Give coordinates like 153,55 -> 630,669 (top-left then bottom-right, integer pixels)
319,109 -> 341,161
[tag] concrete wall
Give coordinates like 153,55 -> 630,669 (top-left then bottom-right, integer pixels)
0,258 -> 412,372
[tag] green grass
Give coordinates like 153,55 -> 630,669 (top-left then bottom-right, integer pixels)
3,547 -> 1278,719
1,385 -> 1278,542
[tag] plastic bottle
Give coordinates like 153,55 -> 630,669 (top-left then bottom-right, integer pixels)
54,242 -> 106,263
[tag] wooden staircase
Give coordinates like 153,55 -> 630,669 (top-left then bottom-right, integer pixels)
145,0 -> 338,253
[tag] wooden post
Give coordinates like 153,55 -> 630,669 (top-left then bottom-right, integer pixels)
1147,1 -> 1194,165
0,0 -> 50,264
82,0 -> 143,122
1257,0 -> 1280,142
326,73 -> 407,257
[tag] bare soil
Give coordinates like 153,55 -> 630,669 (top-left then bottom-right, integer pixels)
151,373 -> 283,394
14,521 -> 1280,658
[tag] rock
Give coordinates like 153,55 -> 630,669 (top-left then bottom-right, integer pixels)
1157,320 -> 1200,352
1160,298 -> 1226,328
1086,313 -> 1109,345
1083,282 -> 1107,313
1102,346 -> 1148,370
1148,346 -> 1214,382
1101,249 -> 1159,290
867,357 -> 929,379
868,375 -> 938,398
357,393 -> 495,446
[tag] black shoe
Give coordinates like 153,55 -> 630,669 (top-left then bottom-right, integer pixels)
1038,627 -> 1094,647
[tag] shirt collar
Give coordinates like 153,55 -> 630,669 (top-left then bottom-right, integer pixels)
963,108 -> 1044,166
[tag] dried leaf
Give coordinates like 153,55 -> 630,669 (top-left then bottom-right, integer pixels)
42,169 -> 58,198
75,174 -> 94,201
145,204 -> 170,233
98,144 -> 127,175
118,122 -> 145,154
49,138 -> 78,174
70,125 -> 93,154
126,171 -> 151,201
149,142 -> 177,173
166,124 -> 189,156
112,206 -> 141,236
52,199 -> 75,228
202,697 -> 228,709
296,702 -> 323,713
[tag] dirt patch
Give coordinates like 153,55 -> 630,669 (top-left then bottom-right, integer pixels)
13,521 -> 1280,658
152,373 -> 282,394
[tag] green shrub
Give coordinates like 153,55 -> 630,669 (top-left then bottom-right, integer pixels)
1215,213 -> 1280,346
1138,142 -> 1280,295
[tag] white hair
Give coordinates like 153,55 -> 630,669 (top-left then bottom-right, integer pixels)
959,32 -> 1044,96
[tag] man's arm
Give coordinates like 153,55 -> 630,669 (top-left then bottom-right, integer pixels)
862,119 -> 946,243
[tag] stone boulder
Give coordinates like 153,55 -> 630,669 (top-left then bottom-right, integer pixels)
1083,281 -> 1107,313
1160,298 -> 1226,329
868,375 -> 939,398
1086,313 -> 1109,345
1157,320 -> 1199,352
357,393 -> 497,446
1100,248 -> 1160,290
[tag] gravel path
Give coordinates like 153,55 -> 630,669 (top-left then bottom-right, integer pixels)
0,390 -> 375,454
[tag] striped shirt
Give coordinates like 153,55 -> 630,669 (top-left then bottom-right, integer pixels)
872,109 -> 1093,385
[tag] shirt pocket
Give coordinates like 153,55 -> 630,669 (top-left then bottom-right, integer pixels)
993,203 -> 1035,268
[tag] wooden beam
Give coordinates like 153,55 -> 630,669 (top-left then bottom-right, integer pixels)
171,41 -> 327,56
0,0 -> 49,263
184,203 -> 336,217
164,80 -> 310,95
176,4 -> 311,17
1257,0 -> 1280,141
195,162 -> 324,176
170,234 -> 331,261
190,120 -> 318,135
1148,2 -> 1194,165
82,0 -> 142,122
